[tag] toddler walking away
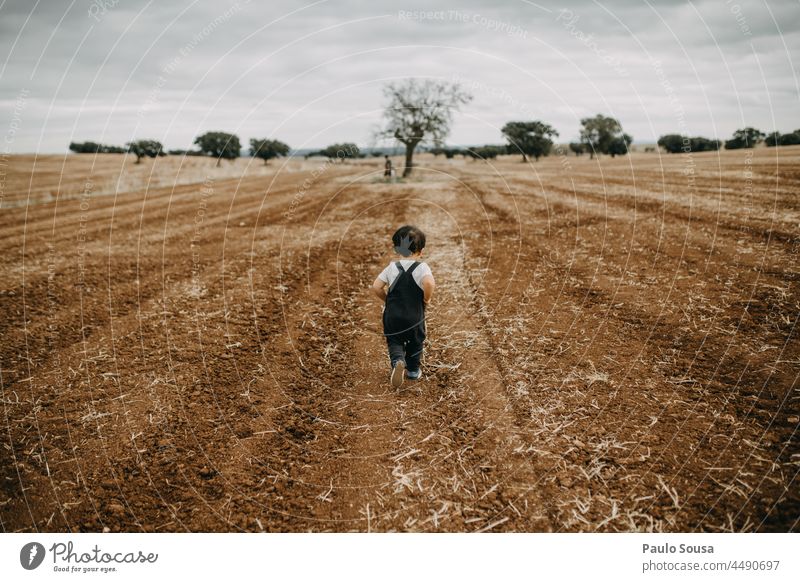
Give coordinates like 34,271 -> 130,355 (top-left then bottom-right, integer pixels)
371,225 -> 435,388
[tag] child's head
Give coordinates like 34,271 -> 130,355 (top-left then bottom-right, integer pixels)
392,225 -> 426,257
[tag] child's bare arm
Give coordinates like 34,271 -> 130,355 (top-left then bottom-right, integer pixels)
371,276 -> 387,301
421,275 -> 435,305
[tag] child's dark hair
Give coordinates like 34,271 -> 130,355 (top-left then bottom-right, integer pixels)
392,225 -> 426,257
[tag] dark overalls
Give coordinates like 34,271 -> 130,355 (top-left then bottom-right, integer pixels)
383,261 -> 426,372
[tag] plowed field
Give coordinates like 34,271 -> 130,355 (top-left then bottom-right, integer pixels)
1,148 -> 798,532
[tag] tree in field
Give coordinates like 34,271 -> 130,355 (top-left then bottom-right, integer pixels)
126,139 -> 165,164
569,142 -> 585,156
501,121 -> 559,162
579,114 -> 630,159
193,131 -> 241,166
724,127 -> 764,150
250,138 -> 290,165
377,79 -> 472,177
607,133 -> 633,157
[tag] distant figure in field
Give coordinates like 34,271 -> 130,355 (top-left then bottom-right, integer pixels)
371,225 -> 435,388
384,155 -> 394,181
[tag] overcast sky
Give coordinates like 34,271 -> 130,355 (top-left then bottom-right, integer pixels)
1,0 -> 798,152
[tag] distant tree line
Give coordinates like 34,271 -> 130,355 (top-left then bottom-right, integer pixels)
657,127 -> 800,153
429,145 -> 505,160
427,114 -> 633,163
166,149 -> 205,156
69,132 -> 294,166
657,135 -> 721,153
70,108 -> 799,172
69,141 -> 127,154
305,143 -> 362,160
70,139 -> 166,163
429,147 -> 463,159
765,129 -> 800,147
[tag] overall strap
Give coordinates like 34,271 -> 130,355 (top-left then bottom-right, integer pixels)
387,262 -> 407,294
405,261 -> 421,276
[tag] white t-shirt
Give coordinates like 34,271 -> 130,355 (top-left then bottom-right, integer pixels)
378,260 -> 433,290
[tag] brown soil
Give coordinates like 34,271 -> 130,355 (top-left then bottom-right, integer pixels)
1,148 -> 798,532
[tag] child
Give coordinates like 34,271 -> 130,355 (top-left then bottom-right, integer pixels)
384,155 -> 393,180
371,225 -> 435,387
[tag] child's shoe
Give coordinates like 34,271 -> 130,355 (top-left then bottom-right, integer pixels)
406,369 -> 421,380
390,360 -> 406,388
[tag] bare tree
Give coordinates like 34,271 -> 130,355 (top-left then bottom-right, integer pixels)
377,79 -> 472,177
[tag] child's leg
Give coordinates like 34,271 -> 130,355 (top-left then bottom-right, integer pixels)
404,335 -> 424,372
386,335 -> 406,367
